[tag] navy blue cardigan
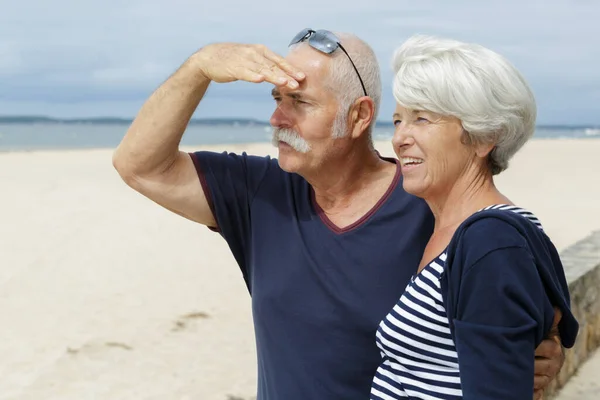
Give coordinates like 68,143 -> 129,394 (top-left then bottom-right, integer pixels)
440,209 -> 579,398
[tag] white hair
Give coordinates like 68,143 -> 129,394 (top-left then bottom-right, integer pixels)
290,32 -> 382,140
391,34 -> 537,175
326,32 -> 382,139
272,127 -> 311,153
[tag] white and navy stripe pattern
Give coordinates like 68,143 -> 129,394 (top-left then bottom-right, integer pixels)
370,205 -> 543,399
480,204 -> 544,231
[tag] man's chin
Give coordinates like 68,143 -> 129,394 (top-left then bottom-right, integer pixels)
276,148 -> 303,173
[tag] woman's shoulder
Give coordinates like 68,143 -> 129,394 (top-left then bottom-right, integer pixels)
450,204 -> 548,264
477,204 -> 544,232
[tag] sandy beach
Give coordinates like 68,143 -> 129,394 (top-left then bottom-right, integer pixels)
1,138 -> 599,400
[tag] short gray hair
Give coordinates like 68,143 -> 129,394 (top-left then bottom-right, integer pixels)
391,34 -> 537,175
289,32 -> 382,140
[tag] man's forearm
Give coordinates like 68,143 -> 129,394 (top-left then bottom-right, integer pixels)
113,53 -> 210,177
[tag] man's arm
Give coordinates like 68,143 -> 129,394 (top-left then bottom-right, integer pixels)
533,308 -> 565,400
112,59 -> 214,225
112,43 -> 305,226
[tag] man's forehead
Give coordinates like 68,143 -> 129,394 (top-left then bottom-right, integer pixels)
278,51 -> 327,93
285,46 -> 329,77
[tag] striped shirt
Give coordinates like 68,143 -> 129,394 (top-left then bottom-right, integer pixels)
370,205 -> 543,399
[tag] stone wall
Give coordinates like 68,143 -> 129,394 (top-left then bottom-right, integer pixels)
546,230 -> 600,398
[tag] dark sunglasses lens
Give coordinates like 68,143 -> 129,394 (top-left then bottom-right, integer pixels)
289,28 -> 313,46
309,31 -> 338,54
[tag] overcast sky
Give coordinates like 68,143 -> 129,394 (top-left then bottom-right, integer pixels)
1,0 -> 598,124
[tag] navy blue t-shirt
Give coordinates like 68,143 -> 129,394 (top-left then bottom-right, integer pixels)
190,150 -> 434,400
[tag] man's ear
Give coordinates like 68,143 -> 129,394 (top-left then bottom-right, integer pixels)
349,96 -> 375,139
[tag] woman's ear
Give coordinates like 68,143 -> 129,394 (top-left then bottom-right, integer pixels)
474,142 -> 495,159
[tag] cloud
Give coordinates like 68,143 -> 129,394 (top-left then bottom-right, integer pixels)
1,0 -> 598,124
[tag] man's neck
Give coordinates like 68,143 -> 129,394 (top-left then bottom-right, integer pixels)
308,147 -> 397,216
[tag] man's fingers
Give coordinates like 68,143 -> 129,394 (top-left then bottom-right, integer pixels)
533,337 -> 564,398
535,338 -> 563,360
236,66 -> 266,83
534,388 -> 544,400
197,43 -> 305,86
534,371 -> 551,390
253,63 -> 298,89
548,307 -> 563,343
534,354 -> 560,378
207,44 -> 304,88
259,45 -> 306,81
553,307 -> 563,327
232,63 -> 287,87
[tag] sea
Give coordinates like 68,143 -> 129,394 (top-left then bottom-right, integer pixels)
0,123 -> 599,152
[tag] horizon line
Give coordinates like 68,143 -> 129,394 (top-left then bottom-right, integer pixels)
0,114 -> 597,129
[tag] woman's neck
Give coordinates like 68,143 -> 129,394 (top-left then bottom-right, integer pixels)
425,171 -> 512,234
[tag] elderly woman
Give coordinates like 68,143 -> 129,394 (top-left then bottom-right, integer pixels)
370,35 -> 579,399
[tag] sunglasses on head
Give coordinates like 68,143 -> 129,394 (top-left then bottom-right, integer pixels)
289,28 -> 368,97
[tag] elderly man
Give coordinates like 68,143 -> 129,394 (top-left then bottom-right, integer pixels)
112,29 -> 564,399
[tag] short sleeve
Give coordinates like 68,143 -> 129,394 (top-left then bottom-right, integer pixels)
189,150 -> 272,277
452,223 -> 555,398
